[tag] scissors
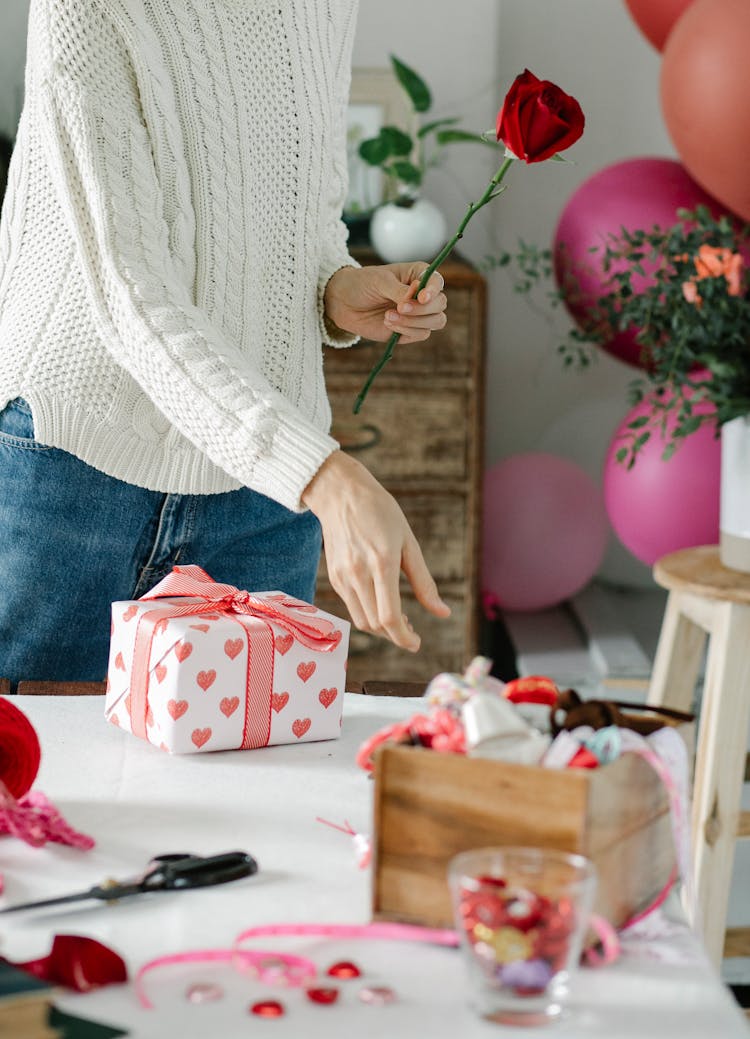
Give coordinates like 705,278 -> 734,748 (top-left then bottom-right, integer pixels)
0,850 -> 258,914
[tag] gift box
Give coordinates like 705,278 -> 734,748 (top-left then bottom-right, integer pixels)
371,710 -> 694,932
104,565 -> 350,754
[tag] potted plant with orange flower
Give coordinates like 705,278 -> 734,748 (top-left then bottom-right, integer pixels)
498,204 -> 750,570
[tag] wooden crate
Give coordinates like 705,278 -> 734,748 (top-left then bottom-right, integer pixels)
372,727 -> 691,930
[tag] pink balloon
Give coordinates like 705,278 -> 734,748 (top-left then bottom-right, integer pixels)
623,0 -> 695,51
603,395 -> 720,566
553,158 -> 728,368
482,453 -> 609,612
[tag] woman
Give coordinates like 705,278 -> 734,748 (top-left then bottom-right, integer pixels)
0,0 -> 450,687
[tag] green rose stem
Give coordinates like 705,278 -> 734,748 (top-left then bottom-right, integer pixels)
353,155 -> 515,414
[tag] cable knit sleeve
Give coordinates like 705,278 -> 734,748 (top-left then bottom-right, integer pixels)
36,3 -> 340,513
316,6 -> 362,350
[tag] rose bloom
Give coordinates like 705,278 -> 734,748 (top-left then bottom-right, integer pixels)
496,68 -> 584,164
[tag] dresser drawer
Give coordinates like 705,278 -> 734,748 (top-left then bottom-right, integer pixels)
324,286 -> 480,377
328,381 -> 469,483
316,591 -> 470,686
318,491 -> 471,589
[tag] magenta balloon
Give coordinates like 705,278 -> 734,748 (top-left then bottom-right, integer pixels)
482,453 -> 609,612
603,396 -> 720,566
553,158 -> 727,368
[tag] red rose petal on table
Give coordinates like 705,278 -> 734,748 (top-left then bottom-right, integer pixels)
18,935 -> 127,992
306,986 -> 339,1005
250,1000 -> 285,1017
327,960 -> 361,979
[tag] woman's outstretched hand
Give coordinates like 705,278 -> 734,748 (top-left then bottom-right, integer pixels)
302,451 -> 451,652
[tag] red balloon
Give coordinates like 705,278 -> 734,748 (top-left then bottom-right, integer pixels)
661,0 -> 750,222
553,158 -> 726,368
623,0 -> 695,51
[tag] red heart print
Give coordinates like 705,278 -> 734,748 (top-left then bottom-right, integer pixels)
146,707 -> 154,727
123,604 -> 138,622
155,662 -> 167,684
125,694 -> 132,716
114,652 -> 125,672
292,717 -> 311,739
224,638 -> 243,660
197,669 -> 216,691
168,699 -> 189,720
190,623 -> 210,633
191,727 -> 212,749
271,692 -> 289,713
154,617 -> 169,636
297,661 -> 315,683
175,641 -> 193,663
202,614 -> 220,620
319,687 -> 338,709
110,713 -> 120,727
159,742 -> 169,752
220,696 -> 240,717
275,634 -> 294,656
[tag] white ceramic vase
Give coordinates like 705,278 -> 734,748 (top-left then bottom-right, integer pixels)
369,197 -> 448,263
719,415 -> 750,572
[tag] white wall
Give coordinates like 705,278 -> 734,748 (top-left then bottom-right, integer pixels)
0,0 -> 29,138
0,0 -> 676,583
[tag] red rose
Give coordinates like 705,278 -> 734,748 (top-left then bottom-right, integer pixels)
496,69 -> 584,163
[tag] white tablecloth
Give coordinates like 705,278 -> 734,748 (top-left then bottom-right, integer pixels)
1,695 -> 747,1038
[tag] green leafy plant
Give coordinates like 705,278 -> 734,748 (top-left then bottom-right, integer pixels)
491,205 -> 750,465
357,55 -> 493,201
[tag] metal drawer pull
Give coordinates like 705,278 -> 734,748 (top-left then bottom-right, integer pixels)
334,423 -> 382,454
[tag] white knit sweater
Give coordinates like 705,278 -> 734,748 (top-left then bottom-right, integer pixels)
0,0 -> 361,511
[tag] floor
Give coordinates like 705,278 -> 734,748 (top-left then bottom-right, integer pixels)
495,577 -> 750,988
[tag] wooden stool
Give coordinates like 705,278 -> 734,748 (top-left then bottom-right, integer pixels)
648,544 -> 750,967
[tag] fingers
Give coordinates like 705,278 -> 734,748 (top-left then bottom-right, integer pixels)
385,275 -> 448,341
402,532 -> 452,620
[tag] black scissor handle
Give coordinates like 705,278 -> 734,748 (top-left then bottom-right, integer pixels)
140,851 -> 258,892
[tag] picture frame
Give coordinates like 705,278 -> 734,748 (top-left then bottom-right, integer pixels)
344,67 -> 417,220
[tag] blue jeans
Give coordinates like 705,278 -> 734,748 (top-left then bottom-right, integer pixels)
0,398 -> 322,687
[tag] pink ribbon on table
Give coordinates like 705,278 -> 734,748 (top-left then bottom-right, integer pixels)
128,565 -> 341,747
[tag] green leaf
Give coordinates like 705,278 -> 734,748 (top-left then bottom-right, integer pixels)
390,54 -> 432,113
435,129 -> 495,146
379,125 -> 413,156
358,134 -> 391,166
627,415 -> 650,430
417,117 -> 460,139
358,125 -> 413,166
386,160 -> 422,186
615,447 -> 628,464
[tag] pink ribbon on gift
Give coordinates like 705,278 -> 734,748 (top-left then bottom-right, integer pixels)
128,565 -> 341,749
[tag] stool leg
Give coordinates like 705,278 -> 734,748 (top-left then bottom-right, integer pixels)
690,600 -> 750,968
648,591 -> 707,712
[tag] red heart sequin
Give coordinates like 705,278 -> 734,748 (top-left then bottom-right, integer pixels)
250,1000 -> 285,1017
306,986 -> 339,1005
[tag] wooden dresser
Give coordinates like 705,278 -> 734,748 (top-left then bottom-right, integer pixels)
319,254 -> 486,686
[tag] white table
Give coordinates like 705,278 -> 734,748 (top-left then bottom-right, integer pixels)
1,695 -> 748,1038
